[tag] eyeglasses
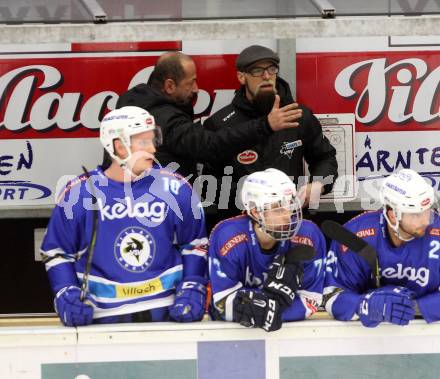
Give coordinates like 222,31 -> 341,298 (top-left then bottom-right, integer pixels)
246,65 -> 279,77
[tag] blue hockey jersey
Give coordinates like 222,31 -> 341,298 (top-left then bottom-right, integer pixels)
41,166 -> 207,320
324,210 -> 440,323
209,215 -> 326,322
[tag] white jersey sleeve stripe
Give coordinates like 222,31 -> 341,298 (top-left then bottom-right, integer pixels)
41,246 -> 88,260
181,249 -> 207,258
45,256 -> 75,270
180,237 -> 208,259
213,282 -> 243,304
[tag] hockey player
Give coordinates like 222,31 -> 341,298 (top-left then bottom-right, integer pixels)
324,168 -> 440,327
41,106 -> 208,326
208,168 -> 326,332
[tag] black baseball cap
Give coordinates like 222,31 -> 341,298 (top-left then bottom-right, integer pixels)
236,45 -> 280,72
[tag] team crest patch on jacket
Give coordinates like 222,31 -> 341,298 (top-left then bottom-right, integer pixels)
114,227 -> 156,272
237,150 -> 258,165
220,233 -> 248,256
280,140 -> 303,159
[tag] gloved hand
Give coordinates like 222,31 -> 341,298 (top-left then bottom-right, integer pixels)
358,286 -> 415,327
169,276 -> 207,322
263,254 -> 303,309
379,285 -> 415,299
54,286 -> 95,327
233,290 -> 282,332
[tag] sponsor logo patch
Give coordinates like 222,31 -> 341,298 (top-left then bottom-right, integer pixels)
291,235 -> 313,247
340,228 -> 375,252
430,228 -> 440,236
220,233 -> 248,256
385,182 -> 406,195
421,197 -> 432,207
116,278 -> 163,298
280,140 -> 303,159
237,150 -> 258,165
356,228 -> 376,238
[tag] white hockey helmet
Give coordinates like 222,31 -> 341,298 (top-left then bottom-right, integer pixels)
380,169 -> 434,218
100,106 -> 162,167
242,168 -> 302,241
380,169 -> 434,240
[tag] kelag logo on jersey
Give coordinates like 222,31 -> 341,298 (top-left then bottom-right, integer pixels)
0,180 -> 51,201
381,263 -> 429,287
97,197 -> 166,223
114,227 -> 156,273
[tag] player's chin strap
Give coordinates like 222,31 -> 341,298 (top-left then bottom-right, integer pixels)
383,209 -> 414,242
120,161 -> 140,181
108,145 -> 146,181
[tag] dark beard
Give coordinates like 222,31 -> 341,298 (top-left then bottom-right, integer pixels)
177,92 -> 197,107
252,90 -> 275,116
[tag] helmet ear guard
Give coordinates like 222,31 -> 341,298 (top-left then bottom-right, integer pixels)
380,169 -> 435,241
99,106 -> 161,168
241,168 -> 302,241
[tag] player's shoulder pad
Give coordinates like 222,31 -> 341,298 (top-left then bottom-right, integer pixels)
344,210 -> 381,236
209,214 -> 248,237
299,219 -> 321,233
428,211 -> 440,236
156,168 -> 193,191
55,170 -> 96,205
292,219 -> 322,248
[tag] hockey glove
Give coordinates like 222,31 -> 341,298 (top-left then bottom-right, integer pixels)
379,285 -> 415,299
54,286 -> 95,327
263,254 -> 303,309
169,276 -> 207,322
358,286 -> 415,327
233,290 -> 282,332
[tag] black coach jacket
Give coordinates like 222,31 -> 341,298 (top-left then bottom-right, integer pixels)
116,84 -> 274,180
203,77 -> 338,195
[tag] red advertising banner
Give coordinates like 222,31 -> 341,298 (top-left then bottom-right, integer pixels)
0,43 -> 238,140
297,51 -> 440,132
3,39 -> 440,206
